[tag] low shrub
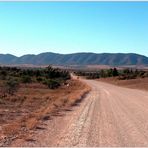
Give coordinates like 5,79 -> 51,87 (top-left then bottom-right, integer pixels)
46,79 -> 60,89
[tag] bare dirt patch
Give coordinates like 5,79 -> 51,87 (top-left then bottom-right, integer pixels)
0,79 -> 90,146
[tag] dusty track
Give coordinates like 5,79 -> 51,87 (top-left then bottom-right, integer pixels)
12,78 -> 148,147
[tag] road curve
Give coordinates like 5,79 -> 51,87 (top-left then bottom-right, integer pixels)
12,79 -> 148,147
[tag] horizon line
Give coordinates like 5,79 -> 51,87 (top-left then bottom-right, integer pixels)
0,52 -> 148,58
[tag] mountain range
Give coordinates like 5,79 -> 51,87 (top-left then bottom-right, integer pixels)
0,52 -> 148,66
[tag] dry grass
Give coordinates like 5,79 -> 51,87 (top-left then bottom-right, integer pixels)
98,77 -> 148,91
0,79 -> 90,146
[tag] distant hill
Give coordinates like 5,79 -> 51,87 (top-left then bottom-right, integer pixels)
0,52 -> 148,66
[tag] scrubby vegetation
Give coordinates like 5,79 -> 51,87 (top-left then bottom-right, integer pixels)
74,68 -> 148,80
0,65 -> 70,97
0,65 -> 89,146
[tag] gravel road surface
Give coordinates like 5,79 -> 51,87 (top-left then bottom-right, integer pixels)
11,79 -> 148,147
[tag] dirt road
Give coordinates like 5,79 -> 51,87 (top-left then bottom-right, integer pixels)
12,79 -> 148,147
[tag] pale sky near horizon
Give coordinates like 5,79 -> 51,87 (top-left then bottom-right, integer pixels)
0,2 -> 148,57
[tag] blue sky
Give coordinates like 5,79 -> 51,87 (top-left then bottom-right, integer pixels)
0,2 -> 148,56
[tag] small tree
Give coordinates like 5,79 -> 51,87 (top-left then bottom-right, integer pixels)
113,68 -> 119,77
